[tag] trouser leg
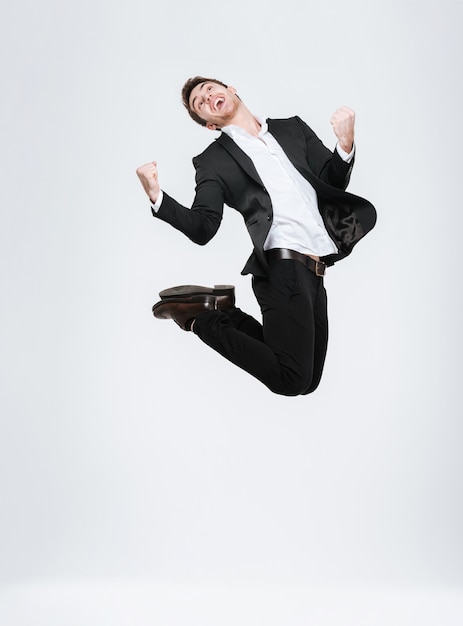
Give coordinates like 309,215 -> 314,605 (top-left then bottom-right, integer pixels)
193,260 -> 328,396
221,307 -> 264,342
301,279 -> 328,394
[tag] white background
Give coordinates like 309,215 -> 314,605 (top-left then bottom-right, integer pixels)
1,1 -> 462,624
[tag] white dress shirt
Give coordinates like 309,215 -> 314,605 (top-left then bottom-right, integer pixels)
152,116 -> 354,256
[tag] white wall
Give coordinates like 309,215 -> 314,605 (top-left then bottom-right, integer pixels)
1,0 -> 462,623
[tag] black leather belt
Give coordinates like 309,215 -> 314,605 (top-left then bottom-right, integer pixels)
266,248 -> 327,277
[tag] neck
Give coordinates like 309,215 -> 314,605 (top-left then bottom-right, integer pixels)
224,104 -> 261,136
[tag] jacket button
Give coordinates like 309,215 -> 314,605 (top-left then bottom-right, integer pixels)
267,215 -> 271,221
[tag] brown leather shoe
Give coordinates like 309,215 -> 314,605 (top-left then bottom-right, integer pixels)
152,294 -> 229,330
158,284 -> 235,309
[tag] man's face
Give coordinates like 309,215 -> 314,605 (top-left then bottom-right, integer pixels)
189,81 -> 239,130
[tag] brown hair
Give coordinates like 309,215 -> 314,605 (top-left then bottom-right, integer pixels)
181,76 -> 228,126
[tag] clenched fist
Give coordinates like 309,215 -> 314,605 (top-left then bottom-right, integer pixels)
136,161 -> 160,204
330,107 -> 355,153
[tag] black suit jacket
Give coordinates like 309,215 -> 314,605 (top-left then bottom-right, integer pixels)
154,116 -> 376,276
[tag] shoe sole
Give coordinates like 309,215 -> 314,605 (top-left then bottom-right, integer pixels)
159,284 -> 234,299
152,295 -> 217,328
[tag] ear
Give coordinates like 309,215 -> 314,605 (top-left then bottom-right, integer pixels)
227,86 -> 237,95
206,122 -> 217,131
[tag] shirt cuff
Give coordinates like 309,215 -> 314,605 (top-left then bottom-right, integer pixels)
150,189 -> 164,213
336,142 -> 355,163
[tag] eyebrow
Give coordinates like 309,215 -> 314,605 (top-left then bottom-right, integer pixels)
191,82 -> 207,111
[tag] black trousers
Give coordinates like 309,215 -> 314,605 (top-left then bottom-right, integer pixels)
193,258 -> 328,396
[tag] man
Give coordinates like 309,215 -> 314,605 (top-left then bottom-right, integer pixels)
136,76 -> 376,396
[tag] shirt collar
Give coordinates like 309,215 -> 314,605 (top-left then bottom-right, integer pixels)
221,115 -> 268,139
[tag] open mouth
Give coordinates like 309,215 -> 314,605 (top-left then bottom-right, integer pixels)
212,96 -> 225,112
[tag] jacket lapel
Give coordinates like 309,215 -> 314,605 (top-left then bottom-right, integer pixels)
266,118 -> 316,183
215,133 -> 264,187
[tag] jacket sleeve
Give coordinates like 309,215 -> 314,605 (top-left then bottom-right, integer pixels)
153,156 -> 225,246
295,116 -> 354,190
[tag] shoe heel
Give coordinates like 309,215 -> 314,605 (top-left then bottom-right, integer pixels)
213,284 -> 235,295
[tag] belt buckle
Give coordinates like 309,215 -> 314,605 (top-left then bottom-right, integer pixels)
315,261 -> 326,277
